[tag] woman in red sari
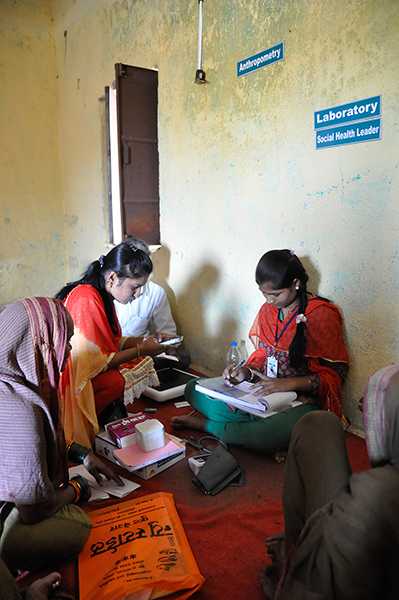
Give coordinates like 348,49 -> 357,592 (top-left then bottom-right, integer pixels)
56,243 -> 163,446
174,250 -> 349,453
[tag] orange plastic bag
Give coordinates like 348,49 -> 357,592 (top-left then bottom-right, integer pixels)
79,492 -> 204,600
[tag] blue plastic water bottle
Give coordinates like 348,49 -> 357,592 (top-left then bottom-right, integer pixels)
226,340 -> 242,369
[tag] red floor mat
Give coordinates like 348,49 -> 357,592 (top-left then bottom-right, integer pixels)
89,398 -> 369,599
24,397 -> 369,599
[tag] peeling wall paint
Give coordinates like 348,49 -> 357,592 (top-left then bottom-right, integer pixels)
0,0 -> 65,301
3,0 -> 399,429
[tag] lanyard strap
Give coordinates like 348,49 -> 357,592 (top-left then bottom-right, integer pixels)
274,308 -> 299,345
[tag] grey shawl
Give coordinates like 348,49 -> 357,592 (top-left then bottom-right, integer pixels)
0,300 -> 66,505
279,364 -> 399,600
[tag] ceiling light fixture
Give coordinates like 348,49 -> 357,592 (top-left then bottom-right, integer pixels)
195,0 -> 207,84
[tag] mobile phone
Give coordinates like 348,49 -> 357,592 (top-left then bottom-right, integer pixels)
160,336 -> 184,346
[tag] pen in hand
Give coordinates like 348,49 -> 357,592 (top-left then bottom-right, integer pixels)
227,359 -> 246,382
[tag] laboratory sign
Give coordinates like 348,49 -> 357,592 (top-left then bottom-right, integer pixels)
314,95 -> 382,149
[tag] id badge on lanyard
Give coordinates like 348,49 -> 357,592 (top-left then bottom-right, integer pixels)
267,355 -> 278,378
271,307 -> 299,378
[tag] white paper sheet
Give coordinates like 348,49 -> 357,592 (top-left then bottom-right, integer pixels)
68,465 -> 141,502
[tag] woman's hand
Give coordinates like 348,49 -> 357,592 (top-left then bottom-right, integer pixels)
109,336 -> 163,367
257,377 -> 298,395
155,333 -> 179,344
223,366 -> 250,386
140,336 -> 164,356
83,452 -> 124,486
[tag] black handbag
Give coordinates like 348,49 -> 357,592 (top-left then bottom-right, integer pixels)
191,445 -> 243,495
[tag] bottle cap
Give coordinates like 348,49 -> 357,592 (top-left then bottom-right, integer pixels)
230,340 -> 238,347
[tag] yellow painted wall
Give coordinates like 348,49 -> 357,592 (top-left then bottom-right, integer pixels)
0,0 -> 64,300
4,1 -> 399,428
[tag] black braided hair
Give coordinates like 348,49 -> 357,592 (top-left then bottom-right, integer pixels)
255,249 -> 310,368
55,242 -> 153,334
289,280 -> 308,368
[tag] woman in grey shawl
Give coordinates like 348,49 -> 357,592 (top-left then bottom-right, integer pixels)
0,297 -> 120,579
263,364 -> 399,599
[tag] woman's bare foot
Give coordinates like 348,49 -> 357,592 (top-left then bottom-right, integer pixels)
261,566 -> 279,599
25,572 -> 72,600
266,533 -> 286,567
171,413 -> 206,431
262,534 -> 286,598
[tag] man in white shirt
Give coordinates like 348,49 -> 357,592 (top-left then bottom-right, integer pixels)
114,238 -> 177,338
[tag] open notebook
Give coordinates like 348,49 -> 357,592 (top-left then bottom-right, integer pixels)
195,377 -> 299,418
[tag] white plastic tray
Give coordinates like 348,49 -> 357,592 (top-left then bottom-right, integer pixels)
144,368 -> 198,402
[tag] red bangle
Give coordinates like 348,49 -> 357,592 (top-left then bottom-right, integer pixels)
68,480 -> 81,503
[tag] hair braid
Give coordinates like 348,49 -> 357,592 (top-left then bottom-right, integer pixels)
289,282 -> 308,368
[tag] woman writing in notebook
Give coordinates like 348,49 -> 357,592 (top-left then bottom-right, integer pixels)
56,242 -> 164,447
173,249 -> 349,453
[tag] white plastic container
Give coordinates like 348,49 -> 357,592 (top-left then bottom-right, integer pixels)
135,419 -> 165,452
